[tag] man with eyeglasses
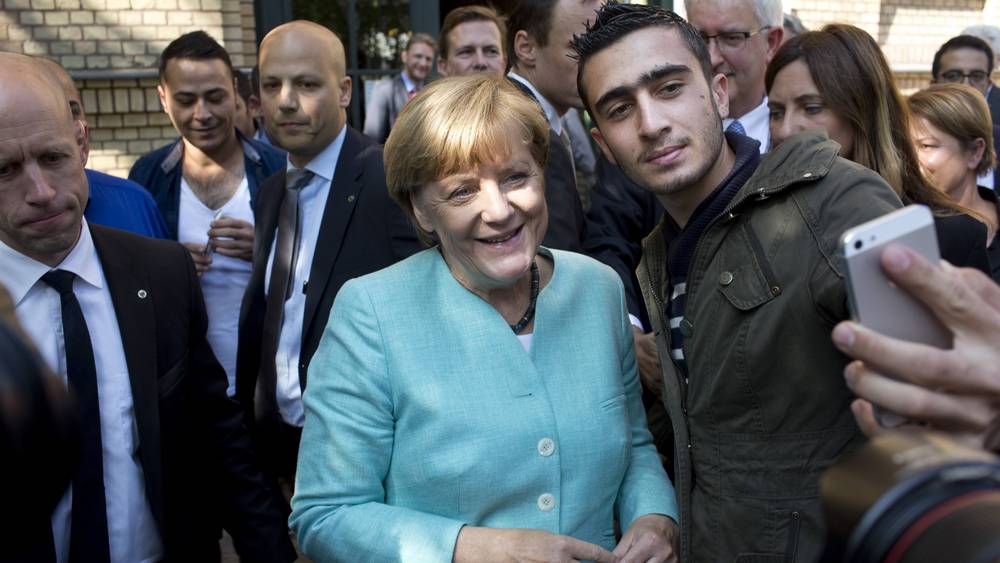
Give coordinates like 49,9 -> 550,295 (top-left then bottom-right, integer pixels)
933,35 -> 1000,128
932,35 -> 1000,190
684,0 -> 784,153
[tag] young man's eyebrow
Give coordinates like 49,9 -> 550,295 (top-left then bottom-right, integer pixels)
594,63 -> 692,113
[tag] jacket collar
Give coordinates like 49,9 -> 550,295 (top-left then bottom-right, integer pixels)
158,129 -> 263,175
638,130 -> 840,306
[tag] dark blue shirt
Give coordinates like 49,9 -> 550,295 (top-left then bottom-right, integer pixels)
84,168 -> 169,239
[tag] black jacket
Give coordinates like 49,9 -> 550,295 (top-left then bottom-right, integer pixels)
235,127 -> 422,424
89,224 -> 295,562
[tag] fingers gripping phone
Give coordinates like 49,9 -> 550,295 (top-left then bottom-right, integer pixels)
841,205 -> 953,427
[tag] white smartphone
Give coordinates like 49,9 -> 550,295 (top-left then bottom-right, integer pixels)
841,205 -> 952,427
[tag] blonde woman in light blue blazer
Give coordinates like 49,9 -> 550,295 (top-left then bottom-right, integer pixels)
291,76 -> 679,563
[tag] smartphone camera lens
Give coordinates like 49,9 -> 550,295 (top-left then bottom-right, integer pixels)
854,240 -> 863,250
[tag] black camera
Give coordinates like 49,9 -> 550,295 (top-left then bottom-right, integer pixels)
822,431 -> 1000,562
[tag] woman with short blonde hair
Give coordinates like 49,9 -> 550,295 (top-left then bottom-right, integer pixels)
384,75 -> 549,242
291,75 -> 680,562
909,83 -> 1000,281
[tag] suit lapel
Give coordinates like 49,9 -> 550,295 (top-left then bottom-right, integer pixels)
240,172 -> 283,324
89,225 -> 165,529
393,75 -> 409,114
301,129 -> 364,357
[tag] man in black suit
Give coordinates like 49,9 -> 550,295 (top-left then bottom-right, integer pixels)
505,0 -> 599,251
236,21 -> 421,491
0,53 -> 295,562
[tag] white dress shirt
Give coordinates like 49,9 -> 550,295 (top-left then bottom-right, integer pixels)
724,96 -> 770,154
265,125 -> 347,426
178,176 -> 254,397
400,69 -> 420,94
0,220 -> 163,563
509,71 -> 565,134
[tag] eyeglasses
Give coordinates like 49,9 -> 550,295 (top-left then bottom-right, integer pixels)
940,69 -> 990,85
699,26 -> 771,52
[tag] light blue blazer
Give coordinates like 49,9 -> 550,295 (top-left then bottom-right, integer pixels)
290,247 -> 678,562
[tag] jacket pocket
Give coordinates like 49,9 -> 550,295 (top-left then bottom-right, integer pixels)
716,223 -> 780,312
158,352 -> 188,398
732,508 -> 802,563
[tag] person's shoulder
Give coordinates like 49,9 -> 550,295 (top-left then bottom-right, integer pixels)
346,125 -> 380,153
370,77 -> 395,97
128,138 -> 182,185
130,139 -> 179,170
549,248 -> 622,291
347,127 -> 387,174
242,133 -> 286,171
335,248 -> 439,308
762,132 -> 893,200
90,222 -> 185,265
86,169 -> 153,198
358,247 -> 437,285
935,212 -> 988,242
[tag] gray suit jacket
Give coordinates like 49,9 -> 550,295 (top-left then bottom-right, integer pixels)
988,85 -> 1000,128
363,74 -> 408,143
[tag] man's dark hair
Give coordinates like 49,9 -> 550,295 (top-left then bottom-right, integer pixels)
234,68 -> 252,101
157,30 -> 235,83
570,2 -> 712,115
506,0 -> 558,69
440,5 -> 507,59
932,34 -> 994,80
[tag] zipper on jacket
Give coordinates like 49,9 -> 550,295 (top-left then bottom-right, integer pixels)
643,257 -> 688,413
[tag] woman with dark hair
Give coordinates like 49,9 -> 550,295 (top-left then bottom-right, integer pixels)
765,23 -> 990,272
909,83 -> 1000,281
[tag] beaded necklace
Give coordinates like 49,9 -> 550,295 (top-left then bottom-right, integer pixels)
509,260 -> 540,334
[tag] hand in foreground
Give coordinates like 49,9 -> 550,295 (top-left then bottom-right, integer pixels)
181,242 -> 212,276
453,526 -> 616,563
613,514 -> 678,563
208,216 -> 254,261
632,326 -> 662,395
830,244 -> 1000,449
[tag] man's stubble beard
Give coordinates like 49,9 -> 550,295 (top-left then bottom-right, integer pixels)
635,105 -> 726,199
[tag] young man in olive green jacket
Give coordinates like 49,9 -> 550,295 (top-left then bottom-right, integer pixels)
574,5 -> 902,562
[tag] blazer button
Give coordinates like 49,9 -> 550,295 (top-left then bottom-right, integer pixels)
719,271 -> 734,286
537,438 -> 555,457
537,493 -> 556,512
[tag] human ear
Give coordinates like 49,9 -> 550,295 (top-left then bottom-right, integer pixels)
712,73 -> 730,120
590,126 -> 618,166
513,30 -> 536,67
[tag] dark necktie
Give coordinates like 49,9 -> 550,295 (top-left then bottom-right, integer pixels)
41,269 -> 110,563
256,169 -> 314,423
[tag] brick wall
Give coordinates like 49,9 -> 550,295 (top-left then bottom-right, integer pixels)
0,0 -> 258,178
787,0 -> 1000,94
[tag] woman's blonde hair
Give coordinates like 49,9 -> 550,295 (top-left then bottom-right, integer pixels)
908,83 -> 996,177
384,75 -> 549,242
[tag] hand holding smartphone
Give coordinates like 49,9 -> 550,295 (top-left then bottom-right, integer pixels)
841,205 -> 953,427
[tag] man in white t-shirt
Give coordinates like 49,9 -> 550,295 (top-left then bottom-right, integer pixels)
129,31 -> 286,395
